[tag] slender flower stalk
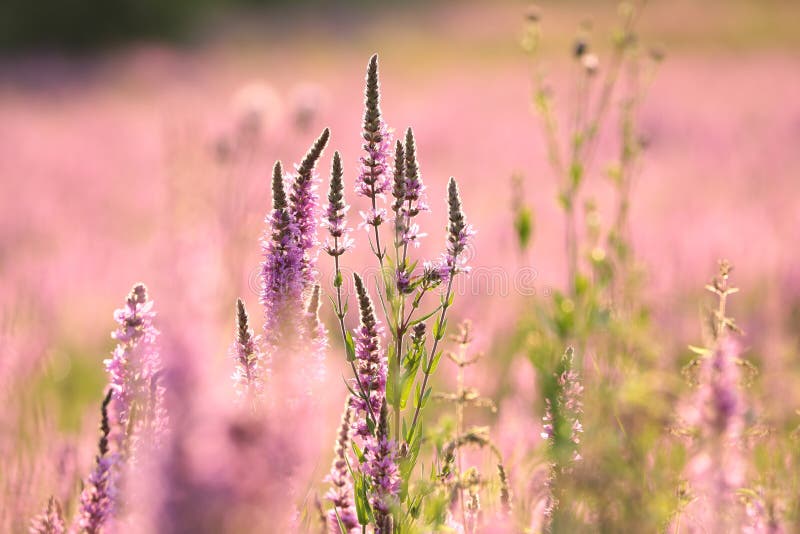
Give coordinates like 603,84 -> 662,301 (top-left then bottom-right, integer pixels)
75,390 -> 114,534
323,152 -> 375,411
350,273 -> 386,438
364,402 -> 400,534
230,298 -> 264,406
306,283 -> 328,384
29,497 -> 66,534
326,399 -> 359,533
408,177 -> 473,437
356,54 -> 392,263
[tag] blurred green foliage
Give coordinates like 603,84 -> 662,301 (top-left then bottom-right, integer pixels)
0,0 -> 215,51
0,0 -> 422,51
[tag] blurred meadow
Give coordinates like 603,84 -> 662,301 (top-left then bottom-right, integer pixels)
2,0 -> 800,532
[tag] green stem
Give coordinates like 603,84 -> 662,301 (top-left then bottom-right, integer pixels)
407,275 -> 455,441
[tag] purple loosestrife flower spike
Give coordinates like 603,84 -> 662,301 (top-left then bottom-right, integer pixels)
323,152 -> 353,257
391,141 -> 406,213
364,401 -> 399,534
29,497 -> 66,534
75,390 -> 114,534
326,399 -> 359,533
438,177 -> 475,280
357,55 -> 392,229
403,128 -> 426,210
261,161 -> 305,347
230,298 -> 264,404
104,283 -> 164,462
349,273 -> 386,439
290,127 -> 330,264
397,128 -> 428,249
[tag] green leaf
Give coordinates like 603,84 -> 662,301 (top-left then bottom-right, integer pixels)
353,472 -> 372,525
408,304 -> 443,327
345,331 -> 356,362
569,161 -> 584,187
352,441 -> 365,463
429,350 -> 444,375
514,206 -> 534,251
399,371 -> 417,410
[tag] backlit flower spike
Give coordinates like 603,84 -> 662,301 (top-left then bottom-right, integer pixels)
391,140 -> 406,214
403,128 -> 427,213
356,54 -> 393,228
438,177 -> 475,281
290,127 -> 330,256
364,401 -> 400,534
75,390 -> 114,533
104,283 -> 164,462
349,273 -> 386,439
261,161 -> 304,345
230,298 -> 264,404
323,151 -> 353,257
325,399 -> 359,533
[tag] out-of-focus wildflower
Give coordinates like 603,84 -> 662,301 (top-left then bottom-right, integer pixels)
290,83 -> 324,132
104,283 -> 166,466
29,497 -> 66,534
261,130 -> 329,350
325,399 -> 358,533
230,298 -> 264,405
75,390 -> 114,533
231,82 -> 282,141
261,160 -> 304,347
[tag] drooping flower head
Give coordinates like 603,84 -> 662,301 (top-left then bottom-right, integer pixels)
75,390 -> 114,534
323,151 -> 353,257
356,54 -> 393,228
349,273 -> 386,439
363,401 -> 400,534
325,399 -> 359,533
230,298 -> 264,405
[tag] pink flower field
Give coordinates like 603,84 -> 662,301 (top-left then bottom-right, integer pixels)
1,1 -> 799,532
